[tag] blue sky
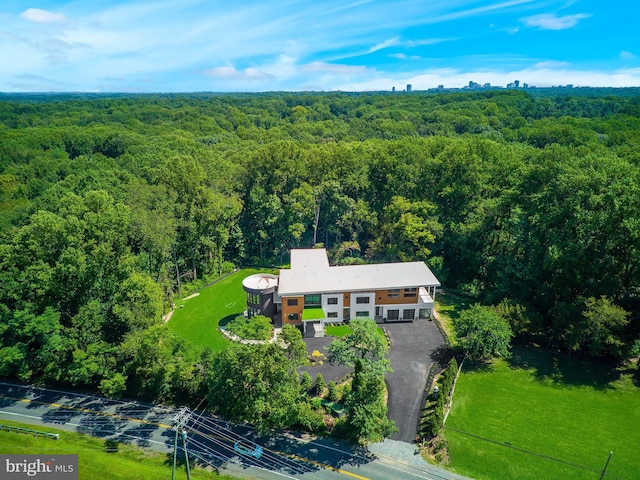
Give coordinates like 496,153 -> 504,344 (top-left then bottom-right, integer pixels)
1,0 -> 638,92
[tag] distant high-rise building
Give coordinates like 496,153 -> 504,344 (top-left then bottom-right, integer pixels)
438,85 -> 444,90
406,84 -> 412,92
392,86 -> 396,92
514,80 -> 520,88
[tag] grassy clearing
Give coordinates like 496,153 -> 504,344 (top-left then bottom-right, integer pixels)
324,324 -> 387,342
325,325 -> 352,337
0,420 -> 234,480
445,345 -> 640,480
168,268 -> 277,351
434,292 -> 472,345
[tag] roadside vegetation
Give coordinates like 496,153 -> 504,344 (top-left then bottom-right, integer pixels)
0,420 -> 232,480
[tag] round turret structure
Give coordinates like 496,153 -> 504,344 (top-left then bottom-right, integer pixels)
242,273 -> 278,319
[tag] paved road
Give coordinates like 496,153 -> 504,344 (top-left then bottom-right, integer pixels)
0,381 -> 471,480
384,319 -> 445,443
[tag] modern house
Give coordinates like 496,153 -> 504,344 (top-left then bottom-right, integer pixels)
242,249 -> 440,332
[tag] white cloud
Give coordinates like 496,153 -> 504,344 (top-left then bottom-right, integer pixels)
620,51 -> 636,60
299,62 -> 368,75
20,8 -> 67,24
522,13 -> 591,30
389,53 -> 420,60
368,37 -> 399,53
203,66 -> 273,80
407,38 -> 457,47
534,60 -> 571,68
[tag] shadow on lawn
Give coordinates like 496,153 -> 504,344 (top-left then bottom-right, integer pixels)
219,313 -> 243,328
507,344 -> 622,389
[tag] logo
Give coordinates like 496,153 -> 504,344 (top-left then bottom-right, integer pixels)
1,455 -> 77,479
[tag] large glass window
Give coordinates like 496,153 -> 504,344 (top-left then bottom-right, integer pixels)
388,289 -> 400,298
355,297 -> 370,304
287,298 -> 298,306
403,309 -> 415,320
327,297 -> 338,305
419,308 -> 430,319
247,293 -> 260,305
304,294 -> 321,306
327,312 -> 338,318
356,311 -> 370,317
387,309 -> 399,320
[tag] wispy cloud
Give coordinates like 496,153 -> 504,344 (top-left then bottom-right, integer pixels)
522,13 -> 591,30
20,8 -> 67,24
534,60 -> 571,68
368,37 -> 399,53
299,62 -> 368,75
203,66 -> 273,80
620,51 -> 636,60
389,53 -> 421,60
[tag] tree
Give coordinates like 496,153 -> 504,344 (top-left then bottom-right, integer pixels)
568,297 -> 630,359
207,342 -> 305,432
328,318 -> 389,372
328,318 -> 395,443
454,305 -> 513,361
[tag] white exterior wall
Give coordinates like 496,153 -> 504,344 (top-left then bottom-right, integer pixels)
376,303 -> 431,321
322,293 -> 343,320
351,291 -> 376,319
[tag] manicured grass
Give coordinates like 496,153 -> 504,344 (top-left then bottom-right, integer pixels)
302,307 -> 325,320
434,292 -> 472,345
168,268 -> 277,351
0,420 -> 234,480
324,324 -> 387,342
325,325 -> 352,337
445,345 -> 640,480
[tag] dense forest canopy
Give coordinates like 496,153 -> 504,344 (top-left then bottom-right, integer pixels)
1,89 -> 639,404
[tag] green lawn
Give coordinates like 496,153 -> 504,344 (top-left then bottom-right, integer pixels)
445,345 -> 640,480
325,325 -> 352,337
0,421 -> 234,480
168,268 -> 277,351
302,307 -> 325,320
434,292 -> 471,345
324,323 -> 387,341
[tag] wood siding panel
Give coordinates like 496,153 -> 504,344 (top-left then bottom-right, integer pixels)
281,296 -> 304,324
375,289 -> 419,305
343,293 -> 350,307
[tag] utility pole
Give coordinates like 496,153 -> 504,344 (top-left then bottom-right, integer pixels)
599,451 -> 613,480
171,407 -> 192,480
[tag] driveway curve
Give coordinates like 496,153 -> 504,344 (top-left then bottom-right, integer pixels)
384,319 -> 445,443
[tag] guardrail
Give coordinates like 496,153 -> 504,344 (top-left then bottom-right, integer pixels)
0,424 -> 59,440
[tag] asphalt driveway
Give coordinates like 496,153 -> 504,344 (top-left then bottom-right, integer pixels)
384,319 -> 445,443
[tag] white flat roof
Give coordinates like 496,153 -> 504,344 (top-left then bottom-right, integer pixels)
278,249 -> 440,296
242,273 -> 278,290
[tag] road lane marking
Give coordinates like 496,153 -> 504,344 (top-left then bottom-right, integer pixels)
273,450 -> 370,480
0,394 -> 173,429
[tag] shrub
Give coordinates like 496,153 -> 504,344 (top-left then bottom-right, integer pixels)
226,315 -> 273,340
327,381 -> 342,402
315,373 -> 325,396
300,371 -> 312,393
